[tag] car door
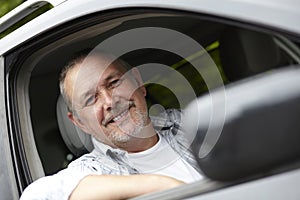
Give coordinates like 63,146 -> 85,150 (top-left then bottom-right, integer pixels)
1,0 -> 300,199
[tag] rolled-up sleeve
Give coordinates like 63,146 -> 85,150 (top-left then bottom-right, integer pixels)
20,167 -> 94,200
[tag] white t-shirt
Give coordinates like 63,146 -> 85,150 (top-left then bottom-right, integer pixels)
128,134 -> 203,183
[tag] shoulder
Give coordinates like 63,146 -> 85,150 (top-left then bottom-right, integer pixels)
67,151 -> 120,174
67,152 -> 103,172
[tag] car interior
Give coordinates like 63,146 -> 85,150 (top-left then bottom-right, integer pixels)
11,8 -> 300,193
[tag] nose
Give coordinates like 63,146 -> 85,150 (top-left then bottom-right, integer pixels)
101,90 -> 113,111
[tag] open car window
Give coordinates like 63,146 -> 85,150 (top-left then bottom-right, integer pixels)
5,6 -> 300,197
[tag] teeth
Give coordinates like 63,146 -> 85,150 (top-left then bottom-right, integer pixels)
113,110 -> 128,122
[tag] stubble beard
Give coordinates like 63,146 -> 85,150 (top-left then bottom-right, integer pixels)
108,108 -> 148,148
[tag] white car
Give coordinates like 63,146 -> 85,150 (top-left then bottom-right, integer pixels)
1,0 -> 300,199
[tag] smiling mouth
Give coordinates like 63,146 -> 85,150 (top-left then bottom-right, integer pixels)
102,102 -> 134,126
102,110 -> 129,126
112,110 -> 128,122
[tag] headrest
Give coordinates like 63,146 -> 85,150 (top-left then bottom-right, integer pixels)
219,27 -> 282,81
185,66 -> 300,181
56,95 -> 94,156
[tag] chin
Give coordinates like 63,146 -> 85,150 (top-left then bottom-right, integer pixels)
109,132 -> 131,145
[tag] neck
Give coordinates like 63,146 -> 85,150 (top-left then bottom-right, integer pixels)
127,134 -> 159,153
123,122 -> 159,153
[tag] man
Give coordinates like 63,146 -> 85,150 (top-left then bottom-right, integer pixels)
21,50 -> 203,200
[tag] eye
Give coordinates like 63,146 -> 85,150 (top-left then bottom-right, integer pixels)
109,78 -> 123,88
85,94 -> 96,107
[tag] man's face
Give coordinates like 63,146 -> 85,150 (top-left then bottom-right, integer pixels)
65,54 -> 149,148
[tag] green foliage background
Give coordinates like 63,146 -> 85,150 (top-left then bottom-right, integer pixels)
0,1 -> 52,39
0,0 -> 24,17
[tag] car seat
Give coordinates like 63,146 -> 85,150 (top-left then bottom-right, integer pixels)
56,95 -> 94,156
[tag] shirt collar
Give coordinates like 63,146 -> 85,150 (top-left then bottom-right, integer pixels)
91,136 -> 127,156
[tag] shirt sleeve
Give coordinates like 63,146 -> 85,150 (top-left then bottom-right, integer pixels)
20,166 -> 94,200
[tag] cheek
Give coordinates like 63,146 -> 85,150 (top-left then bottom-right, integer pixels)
80,112 -> 110,139
80,110 -> 100,129
114,80 -> 139,99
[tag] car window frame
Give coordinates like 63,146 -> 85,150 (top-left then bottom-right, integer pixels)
4,6 -> 300,196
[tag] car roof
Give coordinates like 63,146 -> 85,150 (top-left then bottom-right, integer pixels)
0,0 -> 300,55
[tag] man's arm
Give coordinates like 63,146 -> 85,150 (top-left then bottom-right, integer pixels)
69,174 -> 184,200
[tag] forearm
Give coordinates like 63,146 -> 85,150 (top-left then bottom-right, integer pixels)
69,174 -> 184,200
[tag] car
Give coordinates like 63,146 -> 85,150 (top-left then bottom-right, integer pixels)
0,0 -> 300,199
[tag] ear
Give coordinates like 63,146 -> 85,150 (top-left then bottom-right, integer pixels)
67,112 -> 91,135
131,67 -> 147,96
